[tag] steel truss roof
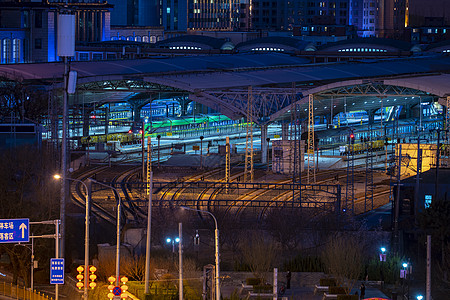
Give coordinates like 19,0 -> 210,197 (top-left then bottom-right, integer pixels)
315,82 -> 430,98
78,79 -> 184,93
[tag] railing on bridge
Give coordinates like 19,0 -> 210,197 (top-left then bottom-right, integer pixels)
0,282 -> 53,300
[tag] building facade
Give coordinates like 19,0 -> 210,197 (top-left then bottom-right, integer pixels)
0,0 -> 111,63
188,0 -> 240,31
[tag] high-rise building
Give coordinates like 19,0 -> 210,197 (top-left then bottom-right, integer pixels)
251,0 -> 287,31
109,0 -> 241,32
285,0 -> 350,31
188,0 -> 240,31
159,0 -> 188,31
108,0 -> 159,27
0,0 -> 111,63
407,0 -> 450,27
350,0 -> 378,37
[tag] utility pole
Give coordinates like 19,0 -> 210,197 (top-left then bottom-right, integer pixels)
200,136 -> 204,169
144,172 -> 153,294
394,144 -> 402,254
57,9 -> 75,300
426,235 -> 431,300
435,129 -> 441,201
157,135 -> 161,168
178,223 -> 183,300
415,133 -> 422,218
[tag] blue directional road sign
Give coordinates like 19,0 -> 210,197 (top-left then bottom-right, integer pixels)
50,258 -> 65,284
0,218 -> 29,243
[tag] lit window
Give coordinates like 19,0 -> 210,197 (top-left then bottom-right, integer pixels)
3,39 -> 11,63
12,39 -> 20,63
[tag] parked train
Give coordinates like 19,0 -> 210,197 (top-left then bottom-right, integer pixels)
80,132 -> 140,146
140,100 -> 181,119
340,139 -> 386,156
91,100 -> 182,124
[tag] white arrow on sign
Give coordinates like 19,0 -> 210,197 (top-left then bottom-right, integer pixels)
19,223 -> 27,239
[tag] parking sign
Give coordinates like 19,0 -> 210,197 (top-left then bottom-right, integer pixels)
50,258 -> 64,284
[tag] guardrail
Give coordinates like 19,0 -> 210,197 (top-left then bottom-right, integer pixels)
0,282 -> 53,300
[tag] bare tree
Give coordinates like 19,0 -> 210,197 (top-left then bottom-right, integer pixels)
265,207 -> 311,252
0,81 -> 49,122
122,255 -> 146,281
321,233 -> 364,294
0,146 -> 60,285
239,231 -> 277,282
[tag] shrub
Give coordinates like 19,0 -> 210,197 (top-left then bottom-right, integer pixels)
319,278 -> 337,287
283,255 -> 324,272
366,254 -> 404,284
329,286 -> 346,294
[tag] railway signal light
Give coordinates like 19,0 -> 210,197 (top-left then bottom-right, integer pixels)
349,133 -> 355,144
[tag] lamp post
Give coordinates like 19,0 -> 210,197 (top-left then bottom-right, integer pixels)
144,171 -> 153,295
166,236 -> 180,264
401,262 -> 410,300
157,135 -> 161,168
379,247 -> 386,262
54,175 -> 90,300
89,179 -> 122,287
180,206 -> 220,300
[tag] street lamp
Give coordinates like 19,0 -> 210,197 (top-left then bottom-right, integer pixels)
417,295 -> 423,300
401,262 -> 410,299
379,247 -> 386,262
180,206 -> 220,300
166,227 -> 183,300
54,174 -> 90,300
166,236 -> 180,263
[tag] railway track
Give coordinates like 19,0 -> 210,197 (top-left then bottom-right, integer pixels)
69,158 -> 391,226
70,166 -> 117,224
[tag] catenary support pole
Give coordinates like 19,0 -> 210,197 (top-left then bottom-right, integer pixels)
426,235 -> 431,300
144,172 -> 153,294
179,223 -> 183,300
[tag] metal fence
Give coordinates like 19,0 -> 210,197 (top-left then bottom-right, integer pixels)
0,282 -> 53,300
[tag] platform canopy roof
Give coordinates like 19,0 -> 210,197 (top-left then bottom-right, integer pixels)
2,53 -> 450,123
2,53 -> 450,94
